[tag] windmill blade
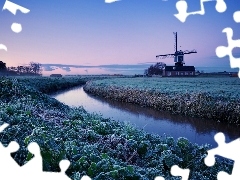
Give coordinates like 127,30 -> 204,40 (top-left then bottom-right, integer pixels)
156,53 -> 175,59
183,49 -> 197,54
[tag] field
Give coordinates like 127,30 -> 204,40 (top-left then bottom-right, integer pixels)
9,75 -> 118,94
0,76 -> 234,179
83,77 -> 240,124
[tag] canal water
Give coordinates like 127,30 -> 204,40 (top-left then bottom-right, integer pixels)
51,86 -> 240,147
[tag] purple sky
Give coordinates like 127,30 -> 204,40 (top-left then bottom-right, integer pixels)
0,0 -> 240,75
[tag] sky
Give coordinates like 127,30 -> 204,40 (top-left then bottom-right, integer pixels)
0,0 -> 240,75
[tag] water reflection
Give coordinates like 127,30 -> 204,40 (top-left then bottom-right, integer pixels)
51,86 -> 240,146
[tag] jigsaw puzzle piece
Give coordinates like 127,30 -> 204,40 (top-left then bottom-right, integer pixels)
2,0 -> 30,33
154,176 -> 165,180
0,44 -> 7,51
39,160 -> 92,180
0,123 -> 21,178
19,142 -> 73,180
81,175 -> 92,180
0,122 -> 91,180
154,165 -> 190,180
0,141 -> 23,179
38,160 -> 72,180
174,0 -> 227,22
174,0 -> 188,23
171,165 -> 190,180
233,11 -> 240,23
105,0 -> 120,3
2,0 -> 30,15
217,171 -> 238,180
215,0 -> 227,13
216,27 -> 240,77
216,10 -> 240,77
0,123 -> 9,132
204,132 -> 240,165
21,142 -> 42,173
204,132 -> 240,179
0,123 -> 19,174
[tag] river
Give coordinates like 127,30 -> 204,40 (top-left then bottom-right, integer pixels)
51,86 -> 240,147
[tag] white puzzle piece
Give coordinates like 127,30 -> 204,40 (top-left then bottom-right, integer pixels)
0,123 -> 92,180
2,0 -> 30,15
204,132 -> 240,180
174,0 -> 227,22
171,165 -> 190,180
154,165 -> 190,180
2,0 -> 30,33
0,44 -> 7,51
105,0 -> 120,3
215,11 -> 240,78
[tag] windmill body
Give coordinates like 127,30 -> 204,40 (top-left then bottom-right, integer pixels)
156,32 -> 197,77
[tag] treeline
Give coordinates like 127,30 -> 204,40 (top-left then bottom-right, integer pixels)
144,62 -> 166,76
0,61 -> 42,76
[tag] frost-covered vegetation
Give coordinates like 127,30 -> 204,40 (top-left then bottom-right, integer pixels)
0,77 -> 233,179
84,77 -> 240,125
10,76 -> 115,94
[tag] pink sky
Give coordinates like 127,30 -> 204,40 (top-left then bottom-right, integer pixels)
0,0 -> 240,75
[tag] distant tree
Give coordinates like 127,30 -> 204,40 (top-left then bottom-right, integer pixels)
17,66 -> 25,74
29,62 -> 42,75
0,61 -> 7,71
7,66 -> 17,72
25,66 -> 31,74
144,62 -> 166,76
5,62 -> 42,76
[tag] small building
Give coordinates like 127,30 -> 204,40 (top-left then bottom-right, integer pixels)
50,74 -> 62,77
230,73 -> 238,77
162,66 -> 195,77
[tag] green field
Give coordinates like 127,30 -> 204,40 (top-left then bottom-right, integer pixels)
84,77 -> 240,124
85,77 -> 240,99
0,76 -> 234,179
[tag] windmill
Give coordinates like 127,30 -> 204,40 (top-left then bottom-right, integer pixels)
156,32 -> 197,67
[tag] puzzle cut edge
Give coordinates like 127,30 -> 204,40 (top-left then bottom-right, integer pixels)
0,123 -> 91,180
154,165 -> 190,180
174,0 -> 227,23
204,132 -> 240,180
216,10 -> 240,78
2,0 -> 30,33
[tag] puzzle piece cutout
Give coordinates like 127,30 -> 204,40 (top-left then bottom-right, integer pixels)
154,165 -> 190,180
204,132 -> 240,180
2,0 -> 30,33
0,140 -> 22,178
154,176 -> 165,180
174,0 -> 227,22
0,44 -> 7,51
0,123 -> 91,180
0,123 -> 23,178
171,165 -> 190,180
105,0 -> 120,3
2,0 -> 30,15
1,0 -> 30,50
216,11 -> 240,78
233,11 -> 240,23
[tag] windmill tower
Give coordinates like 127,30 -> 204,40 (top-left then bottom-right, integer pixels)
156,32 -> 197,77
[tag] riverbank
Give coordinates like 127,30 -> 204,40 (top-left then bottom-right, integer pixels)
10,75 -> 117,94
83,77 -> 240,125
0,76 -> 232,179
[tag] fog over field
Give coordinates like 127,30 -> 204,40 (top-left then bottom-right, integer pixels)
41,63 -> 239,75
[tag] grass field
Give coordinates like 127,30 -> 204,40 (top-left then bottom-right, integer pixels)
84,77 -> 240,124
0,76 -> 234,179
85,77 -> 240,98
